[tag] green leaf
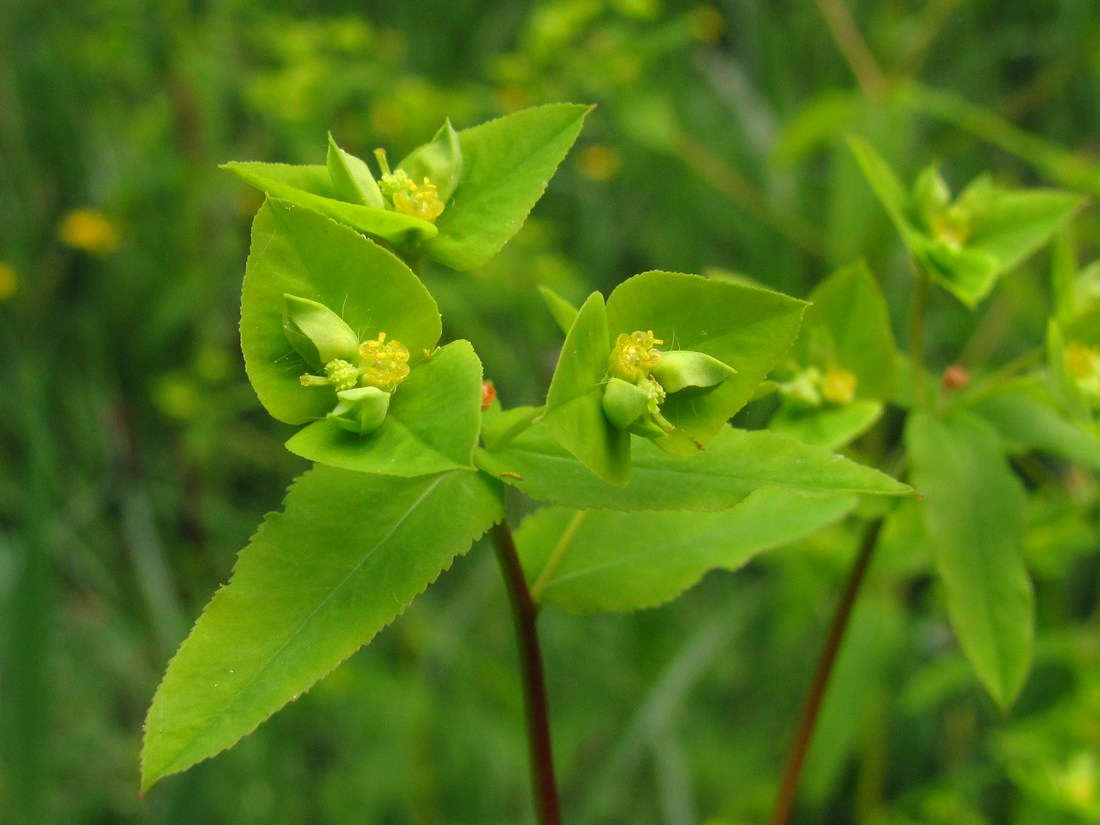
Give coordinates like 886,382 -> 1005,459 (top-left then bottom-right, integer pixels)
477,425 -> 911,510
907,411 -> 1034,710
285,340 -> 484,476
769,399 -> 883,450
424,103 -> 592,270
223,162 -> 437,245
518,489 -> 857,613
605,271 -> 808,456
398,119 -> 462,202
846,136 -> 924,251
798,262 -> 899,400
326,134 -> 383,208
141,465 -> 503,791
965,187 -> 1084,276
538,284 -> 579,334
240,199 -> 441,425
541,291 -> 631,485
968,379 -> 1100,471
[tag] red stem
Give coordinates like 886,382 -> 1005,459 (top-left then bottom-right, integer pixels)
491,520 -> 561,825
770,517 -> 884,825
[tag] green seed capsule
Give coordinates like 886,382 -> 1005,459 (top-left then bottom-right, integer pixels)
649,350 -> 735,395
327,386 -> 392,434
601,377 -> 655,430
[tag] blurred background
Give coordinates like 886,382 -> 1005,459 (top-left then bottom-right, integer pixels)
2,0 -> 1100,822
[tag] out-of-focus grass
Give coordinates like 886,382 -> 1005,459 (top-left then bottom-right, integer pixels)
1,0 -> 1099,823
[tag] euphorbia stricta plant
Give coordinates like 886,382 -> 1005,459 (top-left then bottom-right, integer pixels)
150,102 -> 1100,825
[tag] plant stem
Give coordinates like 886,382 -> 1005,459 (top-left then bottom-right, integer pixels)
491,520 -> 561,825
530,510 -> 589,602
769,517 -> 885,825
814,0 -> 888,99
910,265 -> 931,408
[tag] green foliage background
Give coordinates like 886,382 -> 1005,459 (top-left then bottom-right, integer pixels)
2,1 -> 1099,823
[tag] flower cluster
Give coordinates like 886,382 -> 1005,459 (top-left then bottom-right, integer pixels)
284,294 -> 414,434
374,150 -> 446,223
779,364 -> 859,409
601,329 -> 735,439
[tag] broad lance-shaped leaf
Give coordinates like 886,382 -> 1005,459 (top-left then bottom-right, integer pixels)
241,199 -> 441,426
224,162 -> 438,245
425,103 -> 592,270
518,489 -> 857,613
476,425 -> 911,511
907,410 -> 1034,710
141,466 -> 503,791
285,340 -> 485,476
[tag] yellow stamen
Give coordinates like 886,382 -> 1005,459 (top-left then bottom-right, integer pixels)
358,332 -> 411,392
609,330 -> 663,382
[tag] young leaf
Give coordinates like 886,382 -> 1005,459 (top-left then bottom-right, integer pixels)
240,199 -> 441,425
907,410 -> 1034,710
846,136 -> 925,252
398,119 -> 463,202
798,262 -> 899,401
141,465 -> 503,792
326,134 -> 384,208
424,103 -> 592,270
477,425 -> 911,511
538,284 -> 580,334
517,489 -> 857,613
541,291 -> 631,485
285,340 -> 485,476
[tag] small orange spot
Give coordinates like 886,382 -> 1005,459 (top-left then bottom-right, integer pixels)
942,364 -> 969,391
481,380 -> 497,411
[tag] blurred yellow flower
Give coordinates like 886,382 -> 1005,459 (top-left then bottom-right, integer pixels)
577,144 -> 622,181
821,366 -> 858,405
690,5 -> 726,43
0,262 -> 17,300
58,208 -> 120,255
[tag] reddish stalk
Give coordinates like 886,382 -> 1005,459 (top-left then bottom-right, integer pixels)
491,520 -> 561,825
770,517 -> 885,825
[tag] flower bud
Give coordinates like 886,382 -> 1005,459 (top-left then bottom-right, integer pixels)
649,350 -> 735,395
780,368 -> 823,409
327,386 -> 391,434
283,294 -> 360,370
